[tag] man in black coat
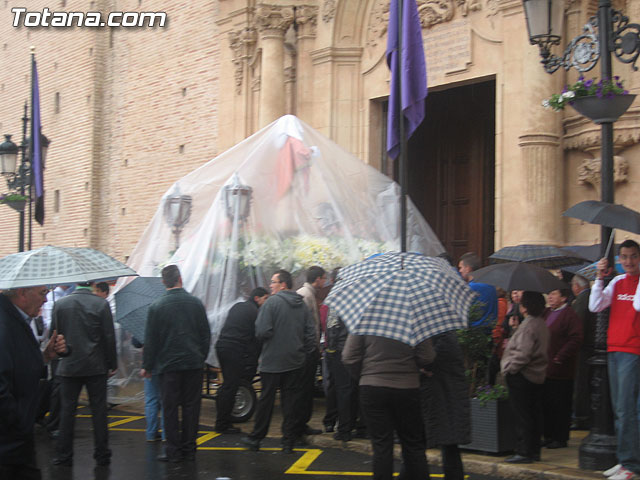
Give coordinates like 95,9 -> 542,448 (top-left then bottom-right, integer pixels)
52,282 -> 118,467
142,265 -> 211,463
214,287 -> 269,433
0,286 -> 67,479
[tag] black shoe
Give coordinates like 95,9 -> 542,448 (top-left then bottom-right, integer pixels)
293,436 -> 309,447
146,434 -> 162,442
157,454 -> 182,463
216,426 -> 242,434
52,457 -> 73,467
505,454 -> 534,464
282,445 -> 294,454
533,454 -> 541,461
240,436 -> 261,451
95,458 -> 111,466
324,424 -> 335,433
48,429 -> 60,440
304,425 -> 322,435
353,429 -> 369,439
546,440 -> 567,449
540,438 -> 552,447
333,431 -> 352,442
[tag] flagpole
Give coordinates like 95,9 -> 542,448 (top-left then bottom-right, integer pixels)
28,49 -> 35,250
398,0 -> 407,253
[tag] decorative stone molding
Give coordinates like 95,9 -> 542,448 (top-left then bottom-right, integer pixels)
295,5 -> 319,37
322,0 -> 336,23
563,110 -> 640,151
420,0 -> 455,27
229,27 -> 257,95
456,0 -> 481,17
577,156 -> 629,190
254,4 -> 295,36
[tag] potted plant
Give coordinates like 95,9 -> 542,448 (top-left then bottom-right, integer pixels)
0,193 -> 28,212
457,308 -> 515,453
543,76 -> 635,124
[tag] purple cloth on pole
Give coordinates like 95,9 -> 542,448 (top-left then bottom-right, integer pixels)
386,0 -> 428,159
32,58 -> 44,225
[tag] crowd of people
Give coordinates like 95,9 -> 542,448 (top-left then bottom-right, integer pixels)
1,240 -> 639,480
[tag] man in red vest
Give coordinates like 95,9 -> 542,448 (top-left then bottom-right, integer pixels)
589,239 -> 640,480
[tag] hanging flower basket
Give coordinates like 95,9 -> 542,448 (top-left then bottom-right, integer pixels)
569,94 -> 636,124
0,194 -> 28,212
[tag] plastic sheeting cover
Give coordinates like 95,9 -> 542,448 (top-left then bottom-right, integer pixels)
119,115 -> 444,368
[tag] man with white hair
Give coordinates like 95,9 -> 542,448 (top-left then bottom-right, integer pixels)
0,286 -> 67,479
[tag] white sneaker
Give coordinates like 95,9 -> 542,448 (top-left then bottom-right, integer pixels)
604,465 -> 623,477
608,466 -> 635,480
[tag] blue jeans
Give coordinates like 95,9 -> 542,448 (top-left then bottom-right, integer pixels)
144,375 -> 164,440
608,352 -> 640,473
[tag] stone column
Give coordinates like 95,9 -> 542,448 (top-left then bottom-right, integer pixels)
294,5 -> 318,123
255,4 -> 294,128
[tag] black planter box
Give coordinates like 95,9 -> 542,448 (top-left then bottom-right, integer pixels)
461,398 -> 516,453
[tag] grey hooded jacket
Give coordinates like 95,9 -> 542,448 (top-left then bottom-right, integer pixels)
255,290 -> 316,373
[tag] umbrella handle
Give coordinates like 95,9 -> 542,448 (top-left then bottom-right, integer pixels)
605,229 -> 616,259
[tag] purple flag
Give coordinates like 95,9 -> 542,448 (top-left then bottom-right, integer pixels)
31,57 -> 44,225
386,0 -> 427,159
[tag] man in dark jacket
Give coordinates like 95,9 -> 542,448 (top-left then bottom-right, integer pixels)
142,265 -> 211,463
0,286 -> 67,479
240,270 -> 316,453
214,286 -> 269,433
52,282 -> 118,467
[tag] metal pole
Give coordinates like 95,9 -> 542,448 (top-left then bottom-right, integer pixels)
18,102 -> 28,253
578,0 -> 618,469
28,51 -> 35,251
397,0 -> 407,253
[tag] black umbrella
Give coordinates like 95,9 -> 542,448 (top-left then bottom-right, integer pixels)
471,262 -> 568,293
489,244 -> 588,269
563,201 -> 640,235
114,277 -> 165,341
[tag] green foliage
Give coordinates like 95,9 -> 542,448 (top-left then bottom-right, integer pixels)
474,384 -> 508,406
457,303 -> 495,396
0,193 -> 28,203
543,76 -> 629,111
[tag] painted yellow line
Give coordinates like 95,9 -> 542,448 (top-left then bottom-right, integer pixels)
196,432 -> 220,445
108,416 -> 145,427
110,428 -> 146,432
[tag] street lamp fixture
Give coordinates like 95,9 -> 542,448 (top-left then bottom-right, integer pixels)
0,135 -> 19,175
223,174 -> 253,222
163,187 -> 192,251
523,0 -> 639,471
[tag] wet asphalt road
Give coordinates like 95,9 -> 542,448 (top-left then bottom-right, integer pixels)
35,409 -> 500,480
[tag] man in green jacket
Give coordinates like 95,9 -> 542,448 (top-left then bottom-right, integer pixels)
142,265 -> 211,463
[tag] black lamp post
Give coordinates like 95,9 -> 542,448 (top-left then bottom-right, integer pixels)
0,103 -> 50,252
523,0 -> 640,470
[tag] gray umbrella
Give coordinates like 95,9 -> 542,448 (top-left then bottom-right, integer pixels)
471,262 -> 568,293
489,244 -> 588,269
114,277 -> 165,341
0,245 -> 137,289
563,201 -> 640,235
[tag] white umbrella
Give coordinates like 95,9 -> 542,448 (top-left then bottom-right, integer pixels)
0,245 -> 137,289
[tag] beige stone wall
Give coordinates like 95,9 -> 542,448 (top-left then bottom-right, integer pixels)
0,0 -> 639,262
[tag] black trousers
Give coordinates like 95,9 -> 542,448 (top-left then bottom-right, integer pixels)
543,377 -> 574,443
325,351 -> 358,434
57,374 -> 110,463
441,444 -> 464,480
298,350 -> 319,433
159,369 -> 203,460
249,368 -> 303,445
322,354 -> 338,429
506,372 -> 542,458
215,346 -> 245,430
360,385 -> 429,480
46,375 -> 61,433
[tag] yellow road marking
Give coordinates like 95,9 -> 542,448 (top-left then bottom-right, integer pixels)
196,432 -> 220,444
108,416 -> 145,427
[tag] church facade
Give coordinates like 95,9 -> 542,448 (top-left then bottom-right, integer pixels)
0,0 -> 638,261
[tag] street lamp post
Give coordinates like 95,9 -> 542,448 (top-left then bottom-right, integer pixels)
163,186 -> 193,252
523,0 -> 640,470
0,103 -> 50,252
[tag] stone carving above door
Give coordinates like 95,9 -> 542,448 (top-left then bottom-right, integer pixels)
322,0 -> 336,23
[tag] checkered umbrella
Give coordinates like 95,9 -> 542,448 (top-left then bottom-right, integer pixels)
324,252 -> 476,347
0,245 -> 137,289
489,245 -> 588,269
